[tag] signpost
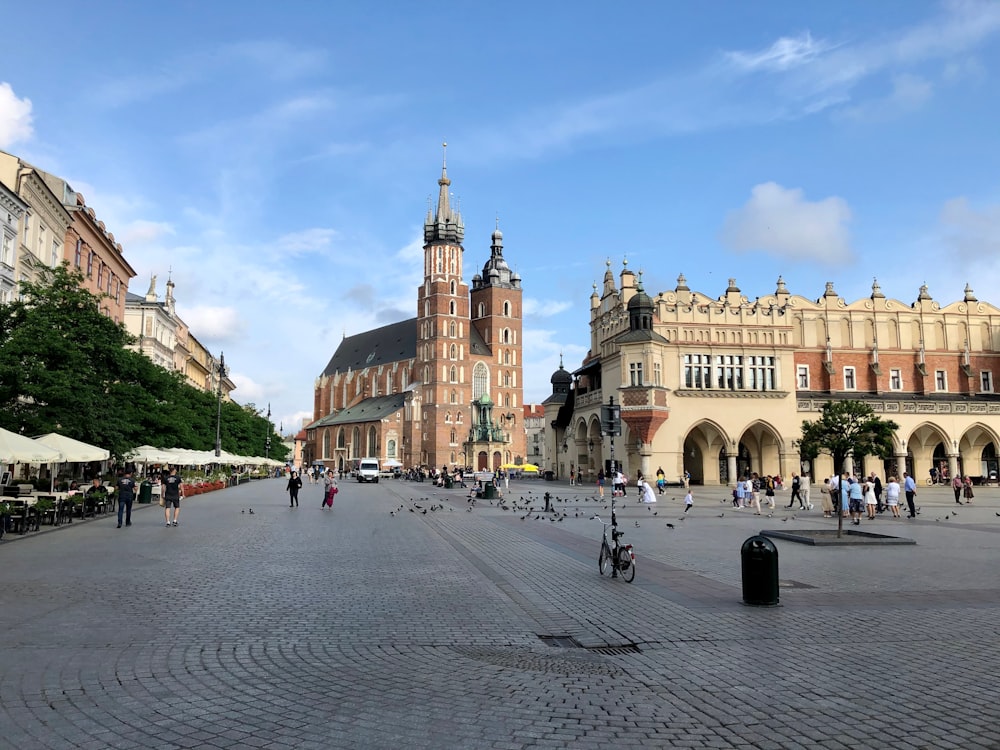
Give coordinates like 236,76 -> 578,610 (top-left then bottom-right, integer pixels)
602,397 -> 622,577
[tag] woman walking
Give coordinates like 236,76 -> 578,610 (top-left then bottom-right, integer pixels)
286,471 -> 302,508
597,469 -> 605,499
885,476 -> 901,518
322,472 -> 338,509
864,477 -> 877,520
963,476 -> 975,504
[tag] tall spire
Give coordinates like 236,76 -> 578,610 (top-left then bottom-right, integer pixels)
424,141 -> 464,244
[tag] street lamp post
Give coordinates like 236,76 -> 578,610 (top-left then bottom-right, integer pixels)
214,352 -> 227,458
265,403 -> 272,461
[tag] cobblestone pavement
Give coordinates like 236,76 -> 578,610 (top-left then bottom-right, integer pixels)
1,478 -> 998,749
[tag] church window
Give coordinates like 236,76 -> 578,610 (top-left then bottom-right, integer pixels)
423,365 -> 430,383
436,247 -> 442,273
424,300 -> 429,317
450,389 -> 457,403
449,321 -> 456,337
387,439 -> 396,458
337,429 -> 346,449
504,394 -> 510,407
450,366 -> 457,383
352,427 -> 361,457
450,280 -> 456,295
368,426 -> 378,456
450,300 -> 456,315
450,429 -> 456,444
503,301 -> 511,316
457,413 -> 464,423
503,371 -> 510,387
473,362 -> 489,399
445,412 -> 451,423
503,349 -> 510,365
477,302 -> 486,318
450,253 -> 457,274
502,328 -> 510,344
450,343 -> 457,359
323,431 -> 331,458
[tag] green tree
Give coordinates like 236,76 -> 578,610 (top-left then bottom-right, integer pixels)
797,400 -> 899,535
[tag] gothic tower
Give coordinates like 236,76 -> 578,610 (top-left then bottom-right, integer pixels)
416,144 -> 471,468
470,219 -> 525,467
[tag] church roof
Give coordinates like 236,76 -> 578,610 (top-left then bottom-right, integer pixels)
309,393 -> 407,428
322,318 -> 417,376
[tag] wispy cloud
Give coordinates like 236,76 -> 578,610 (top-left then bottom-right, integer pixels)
523,298 -> 572,318
837,73 -> 934,122
0,82 -> 33,147
941,196 -> 1000,261
721,182 -> 853,265
182,305 -> 245,342
725,32 -> 834,72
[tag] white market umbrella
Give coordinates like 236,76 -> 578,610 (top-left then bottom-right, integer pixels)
126,445 -> 177,464
0,426 -> 63,464
34,433 -> 109,463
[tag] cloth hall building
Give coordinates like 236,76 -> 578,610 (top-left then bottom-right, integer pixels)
305,158 -> 526,473
545,260 -> 1000,487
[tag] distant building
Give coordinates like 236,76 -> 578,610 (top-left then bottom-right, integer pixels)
547,260 -> 1000,485
523,403 -> 545,469
0,181 -> 27,304
305,152 -> 526,472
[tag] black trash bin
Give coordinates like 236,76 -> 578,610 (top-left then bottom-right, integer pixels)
444,476 -> 453,489
138,480 -> 153,504
482,483 -> 496,500
543,471 -> 555,481
741,535 -> 779,606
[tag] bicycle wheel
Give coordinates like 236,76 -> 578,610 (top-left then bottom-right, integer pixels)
617,547 -> 636,582
599,545 -> 612,576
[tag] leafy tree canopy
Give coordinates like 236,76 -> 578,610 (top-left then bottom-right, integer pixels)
797,399 -> 899,473
0,264 -> 289,462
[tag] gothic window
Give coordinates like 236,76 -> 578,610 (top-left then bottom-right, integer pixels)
368,426 -> 378,456
451,389 -> 457,403
436,247 -> 442,273
450,254 -> 457,274
445,412 -> 452,423
449,321 -> 456,337
457,413 -> 464,423
503,349 -> 510,365
387,439 -> 396,458
450,300 -> 456,315
424,300 -> 429,317
352,427 -> 361,457
503,301 -> 511,316
502,328 -> 510,344
337,429 -> 346,449
323,431 -> 331,458
450,343 -> 457,359
477,302 -> 486,318
503,372 -> 510,387
473,362 -> 488,399
450,366 -> 457,383
450,429 -> 456,444
504,394 -> 510,406
423,365 -> 430,383
450,280 -> 456,295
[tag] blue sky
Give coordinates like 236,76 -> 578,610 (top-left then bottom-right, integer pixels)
2,0 -> 999,434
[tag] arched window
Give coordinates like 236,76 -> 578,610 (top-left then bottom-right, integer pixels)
450,452 -> 456,464
368,427 -> 377,456
445,412 -> 452,423
503,349 -> 510,365
473,362 -> 489,400
503,372 -> 510,387
449,321 -> 456,337
337,428 -> 346,449
323,430 -> 331,458
450,344 -> 457,359
450,280 -> 456,295
503,301 -> 511,316
503,328 -> 510,343
387,439 -> 396,458
477,302 -> 486,318
424,300 -> 429,317
450,366 -> 457,383
450,300 -> 456,315
352,427 -> 361,457
504,393 -> 510,407
423,365 -> 430,383
436,247 -> 442,273
451,390 -> 457,403
450,429 -> 456,444
457,413 -> 464,423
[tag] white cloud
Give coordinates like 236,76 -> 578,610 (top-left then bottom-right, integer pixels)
229,372 -> 265,403
721,182 -> 853,264
523,298 -> 572,318
838,73 -> 934,121
274,228 -> 337,258
725,32 -> 833,72
521,327 -> 589,404
118,219 -> 175,246
941,196 -> 1000,261
0,82 -> 33,147
181,305 -> 245,342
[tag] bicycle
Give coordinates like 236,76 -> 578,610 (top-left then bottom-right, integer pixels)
592,514 -> 635,582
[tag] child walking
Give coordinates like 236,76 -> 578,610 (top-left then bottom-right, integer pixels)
684,488 -> 694,513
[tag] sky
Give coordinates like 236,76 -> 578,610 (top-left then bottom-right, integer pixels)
1,0 -> 999,436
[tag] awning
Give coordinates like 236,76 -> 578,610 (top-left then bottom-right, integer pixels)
34,433 -> 109,463
0,427 -> 63,463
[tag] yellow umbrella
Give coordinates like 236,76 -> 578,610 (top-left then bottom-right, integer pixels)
520,464 -> 540,472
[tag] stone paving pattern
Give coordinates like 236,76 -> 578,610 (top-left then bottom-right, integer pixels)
1,477 -> 999,749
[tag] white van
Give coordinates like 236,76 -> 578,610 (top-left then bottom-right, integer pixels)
357,458 -> 380,483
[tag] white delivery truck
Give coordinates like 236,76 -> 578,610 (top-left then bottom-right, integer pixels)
357,458 -> 381,483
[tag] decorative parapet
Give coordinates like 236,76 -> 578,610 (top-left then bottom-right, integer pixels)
675,390 -> 789,399
796,398 -> 1000,415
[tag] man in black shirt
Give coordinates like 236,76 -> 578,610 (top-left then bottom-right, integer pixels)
162,467 -> 184,527
116,470 -> 137,528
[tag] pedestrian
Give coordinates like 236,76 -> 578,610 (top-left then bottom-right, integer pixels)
640,479 -> 657,504
115,469 -> 137,528
162,467 -> 183,527
613,469 -> 625,497
824,474 -> 838,518
903,472 -> 917,518
787,473 -> 803,509
864,477 -> 877,520
656,466 -> 665,494
569,466 -> 575,486
746,477 -> 761,515
848,477 -> 864,525
286,471 -> 302,508
322,472 -> 338,509
952,474 -> 963,504
597,469 -> 605,499
871,472 -> 883,513
840,473 -> 851,518
801,472 -> 811,510
683,488 -> 693,513
683,470 -> 691,489
885,476 -> 902,518
764,475 -> 776,509
963,476 -> 975,504
734,478 -> 745,509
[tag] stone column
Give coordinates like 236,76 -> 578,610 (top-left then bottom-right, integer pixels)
893,452 -> 908,480
948,453 -> 960,481
727,452 -> 738,487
